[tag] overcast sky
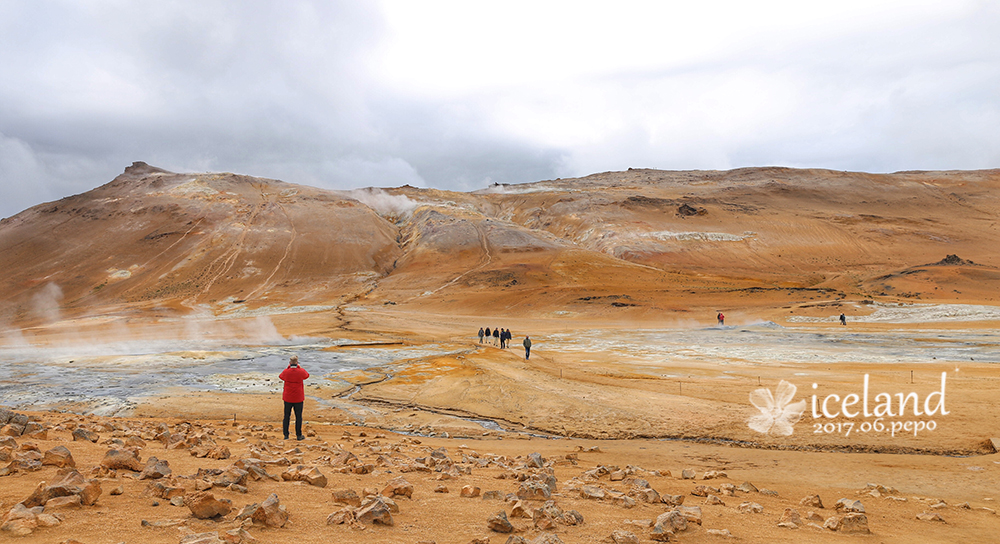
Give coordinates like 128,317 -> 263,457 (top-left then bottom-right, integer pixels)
1,0 -> 998,218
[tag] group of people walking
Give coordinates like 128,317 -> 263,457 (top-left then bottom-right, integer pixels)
479,326 -> 532,359
479,326 -> 513,347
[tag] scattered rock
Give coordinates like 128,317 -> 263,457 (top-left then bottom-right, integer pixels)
72,428 -> 99,443
605,530 -> 639,544
462,485 -> 482,498
737,481 -> 758,493
281,465 -> 328,487
778,508 -> 801,528
184,491 -> 232,519
326,506 -> 356,525
650,510 -> 686,540
916,512 -> 946,522
581,485 -> 606,500
706,528 -> 734,537
680,469 -> 696,479
138,457 -> 171,480
661,494 -> 684,507
179,532 -> 224,544
42,446 -> 75,468
487,510 -> 514,533
355,496 -> 394,526
800,494 -> 823,508
518,481 -> 551,501
382,476 -> 413,498
331,489 -> 361,507
101,449 -> 143,472
737,502 -> 763,514
839,512 -> 870,534
705,494 -> 725,506
835,498 -> 865,513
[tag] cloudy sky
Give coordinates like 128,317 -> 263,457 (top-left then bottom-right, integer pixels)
1,0 -> 998,218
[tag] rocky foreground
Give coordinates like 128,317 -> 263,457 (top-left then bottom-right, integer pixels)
1,407 -> 997,544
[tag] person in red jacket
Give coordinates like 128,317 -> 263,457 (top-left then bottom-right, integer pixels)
279,355 -> 310,440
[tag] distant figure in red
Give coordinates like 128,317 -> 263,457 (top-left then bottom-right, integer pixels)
279,355 -> 309,440
717,313 -> 725,326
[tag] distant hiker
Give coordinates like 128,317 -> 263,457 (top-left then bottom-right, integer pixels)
717,313 -> 725,326
493,327 -> 500,345
503,328 -> 510,348
279,355 -> 309,441
478,327 -> 485,343
499,328 -> 505,348
523,336 -> 532,360
485,327 -> 491,342
840,313 -> 847,326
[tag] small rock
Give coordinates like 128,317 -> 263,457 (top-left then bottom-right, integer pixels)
737,502 -> 763,514
800,494 -> 823,508
705,494 -> 725,506
331,489 -> 361,507
72,428 -> 99,443
487,510 -> 514,533
510,501 -> 532,519
326,506 -> 356,525
681,469 -> 696,479
101,449 -> 143,472
355,496 -> 393,526
179,532 -> 224,544
778,508 -> 801,528
606,530 -> 639,544
835,498 -> 865,513
737,481 -> 758,493
916,512 -> 946,522
706,528 -> 734,537
661,494 -> 684,506
462,485 -> 482,498
42,446 -> 75,468
184,491 -> 232,519
580,485 -> 606,500
381,476 -> 413,498
138,457 -> 171,480
839,512 -> 870,534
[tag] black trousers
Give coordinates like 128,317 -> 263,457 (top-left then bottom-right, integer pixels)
283,401 -> 303,438
525,346 -> 530,359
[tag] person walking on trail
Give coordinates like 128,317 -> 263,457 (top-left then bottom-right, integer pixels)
840,313 -> 847,326
493,327 -> 500,345
523,336 -> 532,360
485,327 -> 491,343
279,355 -> 309,441
503,328 -> 510,348
478,327 -> 485,343
717,312 -> 725,326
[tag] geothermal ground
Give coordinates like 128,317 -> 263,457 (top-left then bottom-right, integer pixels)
0,165 -> 998,542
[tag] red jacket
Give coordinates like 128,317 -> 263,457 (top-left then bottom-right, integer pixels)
279,366 -> 310,403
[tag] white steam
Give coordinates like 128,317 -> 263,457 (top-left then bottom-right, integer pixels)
346,188 -> 422,218
30,282 -> 63,323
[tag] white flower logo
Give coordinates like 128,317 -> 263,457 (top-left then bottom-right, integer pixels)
748,380 -> 807,436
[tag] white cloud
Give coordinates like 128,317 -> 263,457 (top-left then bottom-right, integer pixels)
0,0 -> 998,219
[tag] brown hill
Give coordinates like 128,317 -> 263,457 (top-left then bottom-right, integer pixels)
2,163 -> 999,328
